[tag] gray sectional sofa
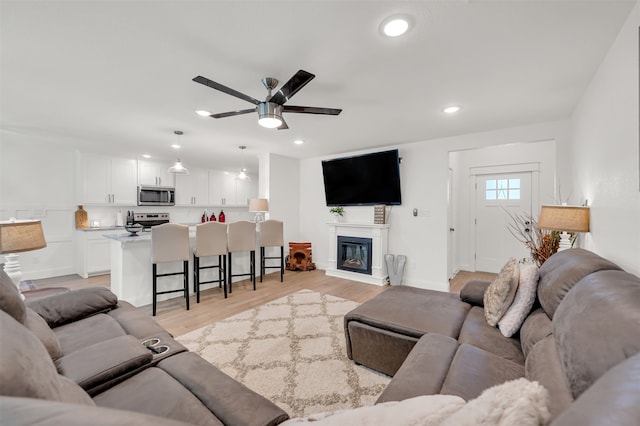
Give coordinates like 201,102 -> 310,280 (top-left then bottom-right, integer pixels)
344,248 -> 640,424
0,269 -> 289,426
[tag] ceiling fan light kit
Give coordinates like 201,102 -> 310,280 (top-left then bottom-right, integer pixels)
193,69 -> 342,130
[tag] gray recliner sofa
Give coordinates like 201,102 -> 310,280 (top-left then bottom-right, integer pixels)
344,248 -> 640,424
0,269 -> 289,426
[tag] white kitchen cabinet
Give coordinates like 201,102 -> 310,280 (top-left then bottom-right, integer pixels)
138,160 -> 175,187
175,167 -> 209,206
81,155 -> 137,205
76,229 -> 121,278
207,171 -> 251,206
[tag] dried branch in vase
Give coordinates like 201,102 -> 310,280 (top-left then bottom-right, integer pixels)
506,210 -> 560,267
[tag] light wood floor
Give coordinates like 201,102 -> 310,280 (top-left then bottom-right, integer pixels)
33,269 -> 494,337
32,271 -> 387,336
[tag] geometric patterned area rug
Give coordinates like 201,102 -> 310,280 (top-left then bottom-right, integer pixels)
176,289 -> 391,417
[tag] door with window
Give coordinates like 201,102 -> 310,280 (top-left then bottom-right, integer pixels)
475,172 -> 532,272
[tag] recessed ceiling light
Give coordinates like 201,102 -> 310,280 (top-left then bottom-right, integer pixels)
443,106 -> 462,114
195,110 -> 211,117
171,144 -> 181,149
294,139 -> 304,145
143,154 -> 151,158
381,15 -> 411,37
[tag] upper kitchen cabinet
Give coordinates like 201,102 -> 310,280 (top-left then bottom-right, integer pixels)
208,171 -> 256,206
175,167 -> 209,206
138,160 -> 175,187
80,154 -> 137,205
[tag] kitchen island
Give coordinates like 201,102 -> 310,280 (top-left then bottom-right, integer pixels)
106,228 -> 254,307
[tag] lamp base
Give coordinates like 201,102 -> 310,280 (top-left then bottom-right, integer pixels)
253,213 -> 265,223
557,232 -> 572,252
3,253 -> 25,300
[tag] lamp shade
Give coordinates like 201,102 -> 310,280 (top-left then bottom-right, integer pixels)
0,220 -> 47,254
537,205 -> 590,232
249,198 -> 269,213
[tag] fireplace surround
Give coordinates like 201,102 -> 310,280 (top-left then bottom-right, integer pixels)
326,222 -> 390,285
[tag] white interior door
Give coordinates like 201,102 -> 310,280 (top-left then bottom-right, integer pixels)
475,172 -> 532,273
447,168 -> 455,279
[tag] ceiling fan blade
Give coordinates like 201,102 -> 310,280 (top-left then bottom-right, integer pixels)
269,70 -> 315,105
210,108 -> 256,119
277,117 -> 289,130
283,105 -> 342,115
193,76 -> 260,105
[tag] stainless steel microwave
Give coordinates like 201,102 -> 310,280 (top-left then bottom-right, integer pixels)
137,186 -> 175,206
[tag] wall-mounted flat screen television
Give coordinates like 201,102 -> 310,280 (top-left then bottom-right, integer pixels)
322,149 -> 402,206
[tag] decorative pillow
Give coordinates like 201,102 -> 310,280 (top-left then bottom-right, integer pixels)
484,258 -> 519,326
498,263 -> 540,337
281,378 -> 549,426
441,378 -> 550,426
0,269 -> 26,324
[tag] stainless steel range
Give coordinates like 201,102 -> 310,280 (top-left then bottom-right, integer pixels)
132,213 -> 170,230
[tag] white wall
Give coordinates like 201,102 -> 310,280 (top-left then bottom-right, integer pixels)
570,2 -> 640,276
450,140 -> 557,273
0,134 -> 77,278
300,120 -> 571,291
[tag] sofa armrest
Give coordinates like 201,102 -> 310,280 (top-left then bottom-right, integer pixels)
55,335 -> 152,392
459,280 -> 491,307
27,287 -> 118,327
1,396 -> 193,426
158,352 -> 290,426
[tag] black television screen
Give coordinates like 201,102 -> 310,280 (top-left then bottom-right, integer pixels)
322,149 -> 402,206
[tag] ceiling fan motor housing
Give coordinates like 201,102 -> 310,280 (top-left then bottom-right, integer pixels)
258,102 -> 283,128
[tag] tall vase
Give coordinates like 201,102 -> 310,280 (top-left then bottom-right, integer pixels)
75,205 -> 88,229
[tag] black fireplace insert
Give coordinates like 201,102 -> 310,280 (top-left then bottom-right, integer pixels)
337,236 -> 372,275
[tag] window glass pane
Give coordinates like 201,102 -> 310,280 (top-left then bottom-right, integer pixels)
509,179 -> 520,189
497,189 -> 508,200
497,179 -> 508,189
509,189 -> 520,200
486,190 -> 497,200
486,180 -> 496,190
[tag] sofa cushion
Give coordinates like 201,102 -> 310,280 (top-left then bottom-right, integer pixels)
345,286 -> 471,340
553,270 -> 640,398
498,263 -> 539,337
458,307 -> 525,365
519,308 -> 552,358
0,268 -> 26,324
459,280 -> 490,306
524,335 -> 574,419
158,352 -> 290,426
537,248 -> 621,318
93,367 -> 223,426
24,307 -> 62,360
550,351 -> 640,426
27,287 -> 118,328
55,334 -> 153,391
440,343 -> 525,401
53,313 -> 127,355
107,300 -> 168,338
0,310 -> 94,406
376,333 -> 460,403
483,258 -> 519,326
1,396 -> 193,426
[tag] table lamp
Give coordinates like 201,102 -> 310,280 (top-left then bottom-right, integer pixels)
0,219 -> 47,297
249,198 -> 269,222
537,205 -> 590,251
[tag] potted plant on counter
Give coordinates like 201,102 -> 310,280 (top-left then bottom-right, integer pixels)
330,207 -> 344,222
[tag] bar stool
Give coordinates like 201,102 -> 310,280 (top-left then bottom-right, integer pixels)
259,220 -> 284,283
151,223 -> 190,316
227,221 -> 256,293
193,222 -> 227,302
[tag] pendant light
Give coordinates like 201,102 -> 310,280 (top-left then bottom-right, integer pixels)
168,131 -> 189,174
237,145 -> 250,180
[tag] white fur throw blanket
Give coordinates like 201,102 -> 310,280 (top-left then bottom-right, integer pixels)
282,378 -> 550,426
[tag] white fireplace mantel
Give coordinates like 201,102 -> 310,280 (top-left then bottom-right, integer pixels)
325,222 -> 390,285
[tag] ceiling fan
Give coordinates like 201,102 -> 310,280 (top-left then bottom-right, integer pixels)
192,70 -> 342,130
